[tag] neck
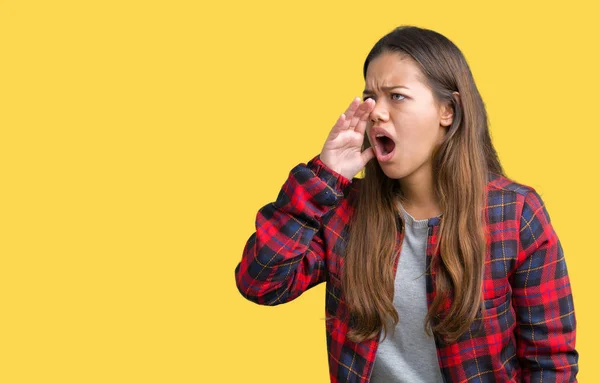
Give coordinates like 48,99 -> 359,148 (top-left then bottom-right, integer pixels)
397,165 -> 441,219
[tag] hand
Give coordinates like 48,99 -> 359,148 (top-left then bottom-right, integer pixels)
319,97 -> 376,180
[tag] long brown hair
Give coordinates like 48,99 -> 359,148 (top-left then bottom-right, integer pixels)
342,26 -> 505,345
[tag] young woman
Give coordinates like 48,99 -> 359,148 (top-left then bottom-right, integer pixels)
234,25 -> 578,382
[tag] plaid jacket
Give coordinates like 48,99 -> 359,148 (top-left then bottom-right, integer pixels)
235,154 -> 578,382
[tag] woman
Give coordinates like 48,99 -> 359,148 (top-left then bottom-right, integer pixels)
234,25 -> 578,382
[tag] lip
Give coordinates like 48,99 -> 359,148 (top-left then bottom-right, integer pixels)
369,126 -> 396,162
370,126 -> 394,141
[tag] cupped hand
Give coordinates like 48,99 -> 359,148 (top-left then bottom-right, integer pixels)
319,97 -> 376,180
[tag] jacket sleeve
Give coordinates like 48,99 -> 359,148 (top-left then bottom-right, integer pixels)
234,154 -> 352,306
513,189 -> 578,382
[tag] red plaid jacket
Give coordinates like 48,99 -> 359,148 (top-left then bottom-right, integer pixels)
235,154 -> 578,382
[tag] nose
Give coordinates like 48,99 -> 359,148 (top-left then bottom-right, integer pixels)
369,100 -> 388,123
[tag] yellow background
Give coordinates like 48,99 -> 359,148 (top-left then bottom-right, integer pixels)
1,1 -> 597,382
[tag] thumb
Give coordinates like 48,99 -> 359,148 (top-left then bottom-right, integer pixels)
361,147 -> 375,165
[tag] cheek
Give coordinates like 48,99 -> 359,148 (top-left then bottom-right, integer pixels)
395,119 -> 439,158
412,111 -> 441,144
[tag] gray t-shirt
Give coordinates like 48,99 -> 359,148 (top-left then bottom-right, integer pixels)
369,202 -> 444,383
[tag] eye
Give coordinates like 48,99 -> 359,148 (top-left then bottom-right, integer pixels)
391,93 -> 405,101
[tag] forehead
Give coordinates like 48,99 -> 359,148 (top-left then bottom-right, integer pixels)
364,52 -> 425,90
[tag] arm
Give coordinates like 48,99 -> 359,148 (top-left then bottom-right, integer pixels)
234,154 -> 352,306
513,189 -> 578,382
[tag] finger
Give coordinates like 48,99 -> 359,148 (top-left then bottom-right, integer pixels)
343,97 -> 361,123
331,113 -> 347,133
339,97 -> 361,130
355,117 -> 369,136
349,99 -> 372,129
355,100 -> 375,135
361,147 -> 375,164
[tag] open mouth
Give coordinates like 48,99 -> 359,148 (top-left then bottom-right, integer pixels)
376,135 -> 396,156
370,128 -> 396,162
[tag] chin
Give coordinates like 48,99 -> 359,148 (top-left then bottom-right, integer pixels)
378,159 -> 422,180
379,163 -> 409,180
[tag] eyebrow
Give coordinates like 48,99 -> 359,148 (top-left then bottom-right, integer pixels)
362,85 -> 410,94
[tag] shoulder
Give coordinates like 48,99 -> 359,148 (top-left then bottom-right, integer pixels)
350,172 -> 546,220
486,171 -> 543,204
485,171 -> 553,230
351,172 -> 538,197
486,171 -> 534,196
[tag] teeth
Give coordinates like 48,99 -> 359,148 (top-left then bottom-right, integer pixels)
376,134 -> 384,138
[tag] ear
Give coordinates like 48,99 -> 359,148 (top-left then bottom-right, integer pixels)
440,92 -> 460,127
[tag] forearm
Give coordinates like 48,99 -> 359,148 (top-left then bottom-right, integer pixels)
234,155 -> 352,305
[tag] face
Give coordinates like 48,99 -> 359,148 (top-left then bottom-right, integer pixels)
364,51 -> 454,180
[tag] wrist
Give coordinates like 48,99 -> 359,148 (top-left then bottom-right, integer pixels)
316,155 -> 352,182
